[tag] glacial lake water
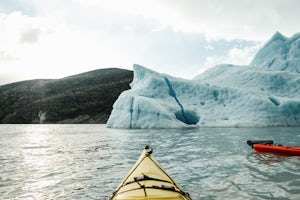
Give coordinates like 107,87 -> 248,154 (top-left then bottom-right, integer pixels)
0,124 -> 300,200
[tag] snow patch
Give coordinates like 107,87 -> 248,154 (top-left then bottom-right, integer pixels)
38,111 -> 46,123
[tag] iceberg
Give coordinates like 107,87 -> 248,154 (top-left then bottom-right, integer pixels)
251,32 -> 300,73
107,32 -> 300,128
107,65 -> 199,128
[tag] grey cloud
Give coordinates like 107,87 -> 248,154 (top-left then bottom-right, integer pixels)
0,51 -> 19,62
19,28 -> 40,44
153,0 -> 300,39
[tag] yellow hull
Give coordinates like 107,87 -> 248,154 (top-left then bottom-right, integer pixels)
110,146 -> 191,200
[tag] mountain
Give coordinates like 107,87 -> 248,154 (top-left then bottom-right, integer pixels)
107,32 -> 300,128
0,68 -> 133,124
250,31 -> 300,73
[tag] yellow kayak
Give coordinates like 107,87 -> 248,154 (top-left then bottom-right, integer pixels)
110,146 -> 192,200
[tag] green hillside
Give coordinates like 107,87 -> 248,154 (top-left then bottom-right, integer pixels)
0,68 -> 133,124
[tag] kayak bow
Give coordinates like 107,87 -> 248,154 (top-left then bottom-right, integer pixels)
110,146 -> 192,200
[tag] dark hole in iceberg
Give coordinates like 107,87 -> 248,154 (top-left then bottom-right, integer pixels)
268,96 -> 280,106
175,110 -> 199,125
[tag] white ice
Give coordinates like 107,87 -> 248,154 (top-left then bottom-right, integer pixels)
107,32 -> 300,128
251,32 -> 300,73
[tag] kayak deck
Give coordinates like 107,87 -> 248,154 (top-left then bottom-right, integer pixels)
110,146 -> 191,200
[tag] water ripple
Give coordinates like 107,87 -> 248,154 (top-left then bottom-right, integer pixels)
0,125 -> 300,199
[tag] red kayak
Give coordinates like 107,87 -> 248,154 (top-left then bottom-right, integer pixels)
247,140 -> 300,156
253,144 -> 300,156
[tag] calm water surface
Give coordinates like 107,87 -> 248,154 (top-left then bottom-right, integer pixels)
0,125 -> 300,200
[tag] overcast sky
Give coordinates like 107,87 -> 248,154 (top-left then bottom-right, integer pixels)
1,0 -> 299,85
